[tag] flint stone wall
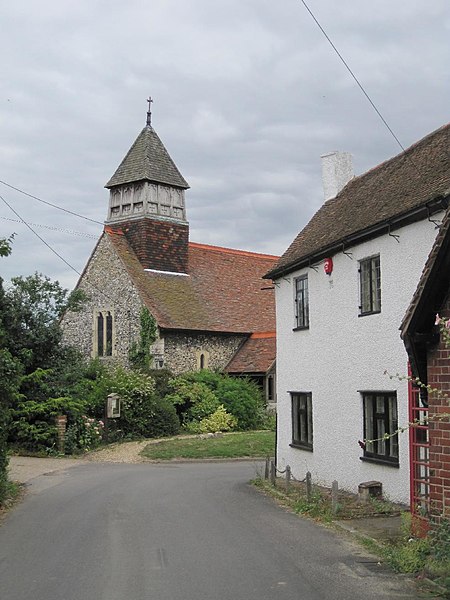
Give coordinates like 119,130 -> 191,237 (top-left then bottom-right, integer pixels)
163,332 -> 245,375
61,235 -> 142,365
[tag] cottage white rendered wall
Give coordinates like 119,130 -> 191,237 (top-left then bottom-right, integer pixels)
275,216 -> 442,504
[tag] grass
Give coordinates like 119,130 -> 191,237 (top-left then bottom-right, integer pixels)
253,477 -> 402,522
0,480 -> 24,520
140,430 -> 275,460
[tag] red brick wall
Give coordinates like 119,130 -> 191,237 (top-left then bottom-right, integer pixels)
108,218 -> 189,273
427,295 -> 450,523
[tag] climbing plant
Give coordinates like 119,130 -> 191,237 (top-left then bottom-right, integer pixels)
129,307 -> 158,371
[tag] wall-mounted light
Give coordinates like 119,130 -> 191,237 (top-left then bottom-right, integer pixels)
324,257 -> 333,275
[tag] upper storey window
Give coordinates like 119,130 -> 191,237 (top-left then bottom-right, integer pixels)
359,255 -> 381,315
294,275 -> 309,329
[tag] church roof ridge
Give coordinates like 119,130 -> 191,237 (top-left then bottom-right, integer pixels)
188,241 -> 279,260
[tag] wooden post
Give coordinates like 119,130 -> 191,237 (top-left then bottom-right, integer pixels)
103,403 -> 109,444
270,460 -> 276,486
286,465 -> 291,493
332,480 -> 339,514
306,471 -> 312,502
264,457 -> 270,480
55,415 -> 67,454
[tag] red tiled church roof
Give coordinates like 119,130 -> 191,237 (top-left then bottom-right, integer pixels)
107,231 -> 278,334
225,332 -> 276,374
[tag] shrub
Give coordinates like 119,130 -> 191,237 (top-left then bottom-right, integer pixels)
101,368 -> 180,439
0,348 -> 21,503
199,405 -> 237,433
9,394 -> 85,453
65,415 -> 104,454
167,371 -> 265,430
166,378 -> 220,426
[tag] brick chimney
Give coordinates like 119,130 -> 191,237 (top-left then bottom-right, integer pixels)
321,151 -> 353,201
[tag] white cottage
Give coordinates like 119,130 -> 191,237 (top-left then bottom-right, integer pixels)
265,123 -> 450,504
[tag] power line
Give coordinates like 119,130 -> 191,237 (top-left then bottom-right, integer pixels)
0,215 -> 98,239
0,193 -> 114,302
0,193 -> 82,277
298,0 -> 406,153
0,179 -> 104,225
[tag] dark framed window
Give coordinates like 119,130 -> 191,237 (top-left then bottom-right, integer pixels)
95,310 -> 114,357
294,275 -> 309,329
291,392 -> 313,449
359,255 -> 381,315
362,392 -> 398,464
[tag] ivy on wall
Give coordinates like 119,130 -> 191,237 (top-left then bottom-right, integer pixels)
129,307 -> 157,371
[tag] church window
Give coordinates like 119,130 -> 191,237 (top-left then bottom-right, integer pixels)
196,349 -> 209,371
94,309 -> 114,357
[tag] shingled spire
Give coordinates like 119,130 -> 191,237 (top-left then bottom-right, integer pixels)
104,102 -> 190,274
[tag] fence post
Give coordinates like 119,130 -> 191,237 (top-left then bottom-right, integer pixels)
270,460 -> 276,486
286,465 -> 291,492
306,471 -> 312,501
332,480 -> 339,514
264,457 -> 270,480
55,415 -> 67,454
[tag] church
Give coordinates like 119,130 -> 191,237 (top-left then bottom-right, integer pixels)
61,103 -> 277,404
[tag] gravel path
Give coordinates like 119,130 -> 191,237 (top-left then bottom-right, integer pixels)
85,440 -> 149,464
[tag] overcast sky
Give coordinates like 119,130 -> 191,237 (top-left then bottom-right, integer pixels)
0,0 -> 449,290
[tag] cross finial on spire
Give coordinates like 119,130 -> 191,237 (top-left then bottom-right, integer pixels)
146,96 -> 153,127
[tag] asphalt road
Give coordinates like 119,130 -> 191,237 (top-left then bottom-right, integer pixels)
0,461 -> 420,600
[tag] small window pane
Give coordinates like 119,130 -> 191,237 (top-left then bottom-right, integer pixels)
295,276 -> 309,328
359,256 -> 381,314
362,392 -> 398,464
291,393 -> 313,449
97,313 -> 104,356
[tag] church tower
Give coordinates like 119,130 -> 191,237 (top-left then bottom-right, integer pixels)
105,99 -> 190,274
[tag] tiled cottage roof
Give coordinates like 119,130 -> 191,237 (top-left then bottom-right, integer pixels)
225,332 -> 276,374
107,232 -> 278,334
266,123 -> 450,279
105,126 -> 189,189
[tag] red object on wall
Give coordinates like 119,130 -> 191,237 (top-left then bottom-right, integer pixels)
324,257 -> 333,275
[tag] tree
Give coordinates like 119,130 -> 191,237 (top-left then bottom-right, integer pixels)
0,236 -> 20,502
2,273 -> 86,374
0,272 -> 88,452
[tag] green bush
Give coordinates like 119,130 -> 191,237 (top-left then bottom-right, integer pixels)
0,348 -> 21,503
199,405 -> 237,433
9,394 -> 86,453
167,371 -> 265,430
166,378 -> 220,426
65,415 -> 105,454
100,368 -> 180,439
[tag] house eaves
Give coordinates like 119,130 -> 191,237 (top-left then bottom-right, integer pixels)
265,194 -> 449,280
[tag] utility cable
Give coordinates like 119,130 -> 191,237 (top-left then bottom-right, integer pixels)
298,0 -> 406,153
0,193 -> 114,302
0,215 -> 98,239
0,179 -> 104,225
0,193 -> 82,277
